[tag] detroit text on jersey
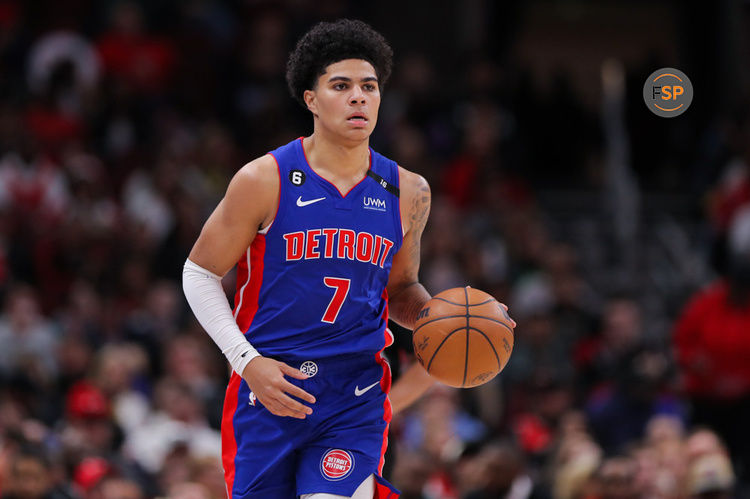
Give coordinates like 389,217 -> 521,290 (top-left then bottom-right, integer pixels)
283,228 -> 395,268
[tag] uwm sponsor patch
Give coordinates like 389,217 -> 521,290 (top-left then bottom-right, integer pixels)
363,196 -> 386,212
283,229 -> 394,268
320,449 -> 354,481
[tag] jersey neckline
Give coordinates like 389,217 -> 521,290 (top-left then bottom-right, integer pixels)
295,137 -> 373,199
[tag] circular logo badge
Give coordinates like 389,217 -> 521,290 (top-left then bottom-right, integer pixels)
300,361 -> 318,377
643,68 -> 693,118
320,449 -> 354,481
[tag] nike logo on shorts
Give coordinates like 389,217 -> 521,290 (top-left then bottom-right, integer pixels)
296,196 -> 326,207
354,381 -> 380,397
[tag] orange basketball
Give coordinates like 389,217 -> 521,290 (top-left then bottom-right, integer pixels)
413,287 -> 515,388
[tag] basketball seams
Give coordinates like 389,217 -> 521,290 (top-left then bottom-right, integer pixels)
431,296 -> 496,307
414,314 -> 514,335
414,287 -> 514,388
467,327 -> 501,370
470,316 -> 515,334
462,286 -> 470,387
426,326 -> 468,372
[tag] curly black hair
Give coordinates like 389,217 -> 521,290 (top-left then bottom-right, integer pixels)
286,19 -> 393,108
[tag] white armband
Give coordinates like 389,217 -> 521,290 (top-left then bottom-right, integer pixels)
182,259 -> 260,375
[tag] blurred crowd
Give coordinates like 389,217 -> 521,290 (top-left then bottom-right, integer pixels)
1,0 -> 750,498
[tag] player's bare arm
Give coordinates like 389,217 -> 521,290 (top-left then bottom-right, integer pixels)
387,168 -> 435,413
386,167 -> 432,328
389,360 -> 434,414
186,155 -> 316,419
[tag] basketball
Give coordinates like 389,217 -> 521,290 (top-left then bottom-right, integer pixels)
412,287 -> 515,388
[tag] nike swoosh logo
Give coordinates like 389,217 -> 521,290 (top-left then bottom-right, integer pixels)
354,381 -> 380,397
296,196 -> 326,207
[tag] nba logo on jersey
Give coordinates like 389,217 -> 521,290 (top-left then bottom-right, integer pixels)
320,449 -> 354,481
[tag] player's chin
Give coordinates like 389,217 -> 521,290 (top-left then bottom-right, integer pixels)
341,126 -> 373,141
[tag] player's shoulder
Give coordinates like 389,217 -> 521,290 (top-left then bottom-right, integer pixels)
236,154 -> 278,183
223,154 -> 280,212
229,154 -> 279,192
397,165 -> 430,202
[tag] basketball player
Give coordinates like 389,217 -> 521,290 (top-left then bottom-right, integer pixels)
183,20 -> 435,498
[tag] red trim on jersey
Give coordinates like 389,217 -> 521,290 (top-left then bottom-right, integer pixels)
233,235 -> 266,331
374,479 -> 400,499
298,137 -> 372,198
376,289 -> 393,474
264,153 -> 282,233
221,373 -> 242,494
395,164 -> 404,241
224,237 -> 266,495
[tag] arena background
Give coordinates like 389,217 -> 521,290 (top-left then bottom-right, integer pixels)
1,1 -> 749,498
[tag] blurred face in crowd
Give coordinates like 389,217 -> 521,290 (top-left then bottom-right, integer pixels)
304,59 -> 380,143
685,429 -> 725,461
597,457 -> 639,499
95,477 -> 144,499
6,454 -> 51,499
603,299 -> 641,351
6,287 -> 41,332
478,445 -> 522,494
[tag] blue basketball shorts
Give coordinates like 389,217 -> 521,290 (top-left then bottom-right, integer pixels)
220,354 -> 400,498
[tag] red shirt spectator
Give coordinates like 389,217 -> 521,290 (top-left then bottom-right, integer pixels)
96,2 -> 176,94
673,280 -> 750,400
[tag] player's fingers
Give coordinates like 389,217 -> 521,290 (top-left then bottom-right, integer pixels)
271,404 -> 305,419
284,381 -> 316,405
500,303 -> 518,328
263,396 -> 305,419
275,392 -> 312,418
279,362 -> 311,380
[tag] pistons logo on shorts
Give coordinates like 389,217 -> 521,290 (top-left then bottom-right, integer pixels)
320,449 -> 354,481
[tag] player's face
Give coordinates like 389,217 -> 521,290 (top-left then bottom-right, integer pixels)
305,59 -> 380,141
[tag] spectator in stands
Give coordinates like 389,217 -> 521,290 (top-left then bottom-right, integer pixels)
590,456 -> 641,499
585,348 -> 683,455
87,475 -> 144,499
0,285 -> 59,382
1,447 -> 69,499
673,205 -> 750,484
686,453 -> 735,499
124,379 -> 220,476
464,441 -> 543,499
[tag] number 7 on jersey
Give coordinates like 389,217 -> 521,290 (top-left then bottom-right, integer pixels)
322,277 -> 350,324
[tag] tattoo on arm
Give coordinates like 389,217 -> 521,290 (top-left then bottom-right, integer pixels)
407,179 -> 431,267
410,180 -> 431,235
390,177 -> 432,328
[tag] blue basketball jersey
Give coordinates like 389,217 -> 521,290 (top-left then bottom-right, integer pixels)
223,138 -> 402,497
232,137 -> 403,363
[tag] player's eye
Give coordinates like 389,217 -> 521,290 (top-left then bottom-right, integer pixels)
363,83 -> 377,91
333,83 -> 348,90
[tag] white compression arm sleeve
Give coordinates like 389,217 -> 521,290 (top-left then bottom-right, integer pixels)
182,258 -> 260,375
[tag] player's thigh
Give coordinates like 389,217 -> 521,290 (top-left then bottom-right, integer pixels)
300,474 -> 374,499
227,387 -> 305,497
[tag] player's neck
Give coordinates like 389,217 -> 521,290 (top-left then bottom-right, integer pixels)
303,133 -> 370,183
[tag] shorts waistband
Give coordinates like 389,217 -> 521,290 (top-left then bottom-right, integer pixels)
281,353 -> 383,376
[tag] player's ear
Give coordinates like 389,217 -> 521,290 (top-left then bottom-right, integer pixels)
303,89 -> 317,114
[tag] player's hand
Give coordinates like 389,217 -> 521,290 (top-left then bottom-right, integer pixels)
241,357 -> 316,418
500,303 -> 517,328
